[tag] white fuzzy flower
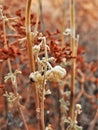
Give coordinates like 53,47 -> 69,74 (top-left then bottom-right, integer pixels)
3,92 -> 21,105
46,65 -> 66,82
75,104 -> 82,114
4,70 -> 21,84
29,71 -> 44,83
63,28 -> 72,36
76,104 -> 82,110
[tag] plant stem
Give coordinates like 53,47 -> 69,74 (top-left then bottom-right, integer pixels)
40,37 -> 48,130
3,20 -> 11,130
40,84 -> 45,130
26,0 -> 35,72
34,0 -> 40,33
89,110 -> 98,130
0,62 -> 5,84
61,0 -> 66,47
38,0 -> 45,32
26,0 -> 40,128
70,0 -> 76,121
13,81 -> 29,130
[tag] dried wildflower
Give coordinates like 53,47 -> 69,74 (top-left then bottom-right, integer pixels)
38,36 -> 50,51
39,57 -> 53,66
48,57 -> 56,62
2,15 -> 8,21
29,71 -> 44,83
0,45 -> 21,61
60,58 -> 70,67
75,104 -> 82,121
63,103 -> 82,130
32,44 -> 41,54
60,98 -> 70,112
63,28 -> 72,36
14,70 -> 22,75
3,91 -> 21,106
45,89 -> 51,96
50,41 -> 72,63
76,104 -> 82,111
4,70 -> 21,84
64,117 -> 82,130
31,31 -> 38,38
37,57 -> 53,74
46,65 -> 66,82
64,91 -> 71,98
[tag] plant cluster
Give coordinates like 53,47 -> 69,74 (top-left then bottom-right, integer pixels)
0,0 -> 98,130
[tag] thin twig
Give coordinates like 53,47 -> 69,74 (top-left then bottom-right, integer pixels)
89,110 -> 98,130
39,37 -> 47,130
75,83 -> 84,103
34,0 -> 40,33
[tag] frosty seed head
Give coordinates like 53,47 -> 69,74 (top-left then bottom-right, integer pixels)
63,28 -> 72,36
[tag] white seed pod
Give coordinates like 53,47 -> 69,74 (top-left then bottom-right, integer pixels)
29,71 -> 44,83
46,65 -> 66,81
76,104 -> 82,110
63,28 -> 72,36
29,72 -> 37,82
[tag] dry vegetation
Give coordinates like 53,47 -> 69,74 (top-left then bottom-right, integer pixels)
0,0 -> 98,130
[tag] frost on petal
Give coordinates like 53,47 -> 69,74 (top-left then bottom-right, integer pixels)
46,65 -> 66,82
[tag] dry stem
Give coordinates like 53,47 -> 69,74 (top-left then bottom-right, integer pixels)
70,0 -> 76,122
40,37 -> 48,130
26,0 -> 40,129
89,110 -> 98,130
26,0 -> 35,72
61,0 -> 66,47
40,84 -> 45,130
38,0 -> 45,32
